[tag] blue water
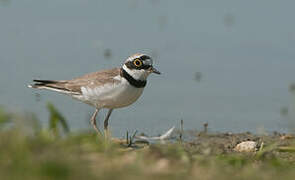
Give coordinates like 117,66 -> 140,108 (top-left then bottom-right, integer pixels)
1,0 -> 295,137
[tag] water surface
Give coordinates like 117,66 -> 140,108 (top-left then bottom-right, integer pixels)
1,0 -> 295,136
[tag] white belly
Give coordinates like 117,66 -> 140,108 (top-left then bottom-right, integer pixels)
73,77 -> 144,109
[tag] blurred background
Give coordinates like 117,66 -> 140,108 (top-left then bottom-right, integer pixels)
0,0 -> 295,137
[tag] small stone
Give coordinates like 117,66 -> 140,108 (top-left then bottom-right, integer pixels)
234,141 -> 257,152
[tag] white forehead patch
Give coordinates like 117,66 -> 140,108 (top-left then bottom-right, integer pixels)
143,58 -> 153,66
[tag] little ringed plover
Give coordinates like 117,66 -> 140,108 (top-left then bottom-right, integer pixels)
28,53 -> 160,135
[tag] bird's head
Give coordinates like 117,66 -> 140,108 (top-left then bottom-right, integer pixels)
122,53 -> 160,81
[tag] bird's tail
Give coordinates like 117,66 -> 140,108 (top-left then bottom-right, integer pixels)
28,79 -> 72,94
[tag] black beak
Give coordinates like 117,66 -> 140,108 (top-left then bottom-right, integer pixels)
151,67 -> 161,74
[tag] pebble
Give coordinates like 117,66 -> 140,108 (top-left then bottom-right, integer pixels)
234,141 -> 257,152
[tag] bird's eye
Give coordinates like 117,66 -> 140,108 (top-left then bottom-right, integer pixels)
133,59 -> 142,67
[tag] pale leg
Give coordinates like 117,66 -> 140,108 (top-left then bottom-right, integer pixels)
104,109 -> 113,138
90,109 -> 102,135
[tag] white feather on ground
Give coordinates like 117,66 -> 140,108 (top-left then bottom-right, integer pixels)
135,126 -> 175,141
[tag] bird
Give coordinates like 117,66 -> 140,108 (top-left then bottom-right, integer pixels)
28,53 -> 160,136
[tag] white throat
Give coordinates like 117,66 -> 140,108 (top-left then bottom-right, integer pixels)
122,64 -> 150,81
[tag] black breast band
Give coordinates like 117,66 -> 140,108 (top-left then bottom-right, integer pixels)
120,68 -> 147,88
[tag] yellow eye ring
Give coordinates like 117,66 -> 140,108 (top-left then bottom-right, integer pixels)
133,59 -> 142,67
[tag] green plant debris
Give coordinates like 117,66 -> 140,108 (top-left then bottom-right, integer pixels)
0,106 -> 11,128
46,102 -> 69,136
